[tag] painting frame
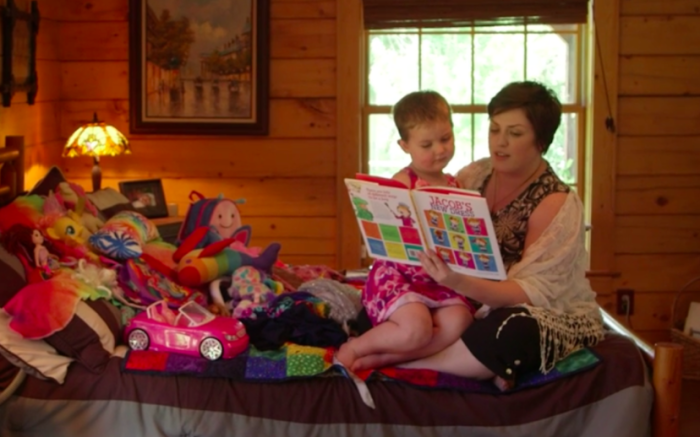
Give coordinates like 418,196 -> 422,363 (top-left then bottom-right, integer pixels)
118,178 -> 169,219
0,0 -> 40,108
128,0 -> 270,136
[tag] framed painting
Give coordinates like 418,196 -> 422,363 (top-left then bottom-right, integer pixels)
128,0 -> 270,135
0,0 -> 40,108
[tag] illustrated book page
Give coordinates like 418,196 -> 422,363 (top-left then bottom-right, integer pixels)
412,187 -> 506,280
345,176 -> 428,266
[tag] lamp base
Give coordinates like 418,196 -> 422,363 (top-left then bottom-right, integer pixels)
91,158 -> 101,192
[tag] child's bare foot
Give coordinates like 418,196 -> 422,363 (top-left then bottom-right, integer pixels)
493,375 -> 514,392
336,339 -> 359,371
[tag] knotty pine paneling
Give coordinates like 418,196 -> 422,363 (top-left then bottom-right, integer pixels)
616,175 -> 700,215
617,137 -> 700,176
614,254 -> 700,293
271,0 -> 336,19
621,0 -> 700,16
615,216 -> 700,254
61,139 -> 336,179
620,16 -> 700,55
619,56 -> 700,96
618,97 -> 700,136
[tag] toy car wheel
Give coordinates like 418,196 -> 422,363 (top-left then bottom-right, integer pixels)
128,329 -> 150,351
200,337 -> 223,361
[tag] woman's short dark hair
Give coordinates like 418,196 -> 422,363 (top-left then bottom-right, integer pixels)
487,81 -> 562,154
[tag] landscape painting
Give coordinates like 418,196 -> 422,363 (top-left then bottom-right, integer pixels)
129,0 -> 269,135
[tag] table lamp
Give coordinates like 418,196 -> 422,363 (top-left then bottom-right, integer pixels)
62,112 -> 131,192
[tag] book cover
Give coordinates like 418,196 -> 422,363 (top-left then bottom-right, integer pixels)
345,174 -> 507,280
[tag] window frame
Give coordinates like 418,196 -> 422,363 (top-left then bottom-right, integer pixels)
361,24 -> 589,200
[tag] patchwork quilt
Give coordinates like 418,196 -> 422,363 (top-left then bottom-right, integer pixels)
123,343 -> 601,395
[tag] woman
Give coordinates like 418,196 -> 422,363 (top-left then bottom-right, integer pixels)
350,81 -> 605,390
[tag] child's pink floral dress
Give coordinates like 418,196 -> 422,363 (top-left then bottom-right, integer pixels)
362,167 -> 474,325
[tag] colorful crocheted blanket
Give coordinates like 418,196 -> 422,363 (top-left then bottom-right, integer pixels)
122,343 -> 600,394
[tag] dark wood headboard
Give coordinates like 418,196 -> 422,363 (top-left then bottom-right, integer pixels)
0,136 -> 25,207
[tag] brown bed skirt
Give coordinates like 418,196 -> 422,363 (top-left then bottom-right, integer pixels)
3,333 -> 646,427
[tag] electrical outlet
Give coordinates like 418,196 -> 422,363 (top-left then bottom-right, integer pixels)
616,289 -> 634,315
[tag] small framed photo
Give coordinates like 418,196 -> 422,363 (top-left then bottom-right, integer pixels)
118,179 -> 168,219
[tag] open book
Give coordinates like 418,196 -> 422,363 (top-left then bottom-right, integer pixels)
345,174 -> 506,280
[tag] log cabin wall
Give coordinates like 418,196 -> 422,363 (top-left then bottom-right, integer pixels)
13,1 -> 698,342
594,0 -> 700,344
1,0 -> 63,187
56,0 -> 338,267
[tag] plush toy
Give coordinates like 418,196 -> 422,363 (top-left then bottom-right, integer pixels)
174,226 -> 281,287
177,190 -> 251,250
210,266 -> 280,318
54,182 -> 104,234
41,191 -> 90,246
89,210 -> 159,260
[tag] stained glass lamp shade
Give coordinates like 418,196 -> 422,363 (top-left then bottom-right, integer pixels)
63,113 -> 131,192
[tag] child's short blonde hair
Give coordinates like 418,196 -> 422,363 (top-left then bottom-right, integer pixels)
392,90 -> 453,141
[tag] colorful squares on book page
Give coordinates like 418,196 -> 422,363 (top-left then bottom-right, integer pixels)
444,214 -> 465,233
405,244 -> 424,262
429,228 -> 450,248
385,242 -> 409,260
361,221 -> 382,240
424,210 -> 445,229
455,252 -> 476,269
399,226 -> 422,245
464,217 -> 487,236
436,247 -> 455,265
469,236 -> 493,254
379,224 -> 402,242
448,233 -> 468,252
367,238 -> 388,257
474,254 -> 498,272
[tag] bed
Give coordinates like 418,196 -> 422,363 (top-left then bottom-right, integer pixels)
0,138 -> 683,437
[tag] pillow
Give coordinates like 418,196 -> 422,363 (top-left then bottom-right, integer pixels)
89,210 -> 159,260
27,166 -> 68,196
43,299 -> 122,374
86,187 -> 136,220
0,243 -> 26,307
0,309 -> 74,384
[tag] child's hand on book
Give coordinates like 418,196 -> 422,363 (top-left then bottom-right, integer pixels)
418,251 -> 462,291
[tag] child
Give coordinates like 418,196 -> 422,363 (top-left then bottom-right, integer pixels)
337,90 -> 474,372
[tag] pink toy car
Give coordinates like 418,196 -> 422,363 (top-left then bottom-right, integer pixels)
124,300 -> 249,360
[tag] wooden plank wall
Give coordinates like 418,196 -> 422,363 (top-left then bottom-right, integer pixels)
608,0 -> 700,344
1,0 -> 63,188
56,0 -> 338,266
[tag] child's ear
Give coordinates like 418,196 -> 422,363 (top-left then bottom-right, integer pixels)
398,139 -> 409,152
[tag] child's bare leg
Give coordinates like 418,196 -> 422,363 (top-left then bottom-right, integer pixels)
336,302 -> 432,370
352,305 -> 473,371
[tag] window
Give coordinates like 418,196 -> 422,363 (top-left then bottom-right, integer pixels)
364,24 -> 586,195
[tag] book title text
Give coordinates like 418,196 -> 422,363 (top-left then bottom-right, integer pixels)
428,196 -> 474,217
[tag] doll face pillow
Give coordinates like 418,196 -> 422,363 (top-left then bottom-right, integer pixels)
209,200 -> 242,239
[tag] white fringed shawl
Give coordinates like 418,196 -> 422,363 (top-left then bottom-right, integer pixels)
458,159 -> 605,373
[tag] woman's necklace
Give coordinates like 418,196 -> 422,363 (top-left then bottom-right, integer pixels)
489,160 -> 544,214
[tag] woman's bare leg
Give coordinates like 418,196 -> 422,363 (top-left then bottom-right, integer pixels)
336,302 -> 433,370
399,339 -> 495,380
352,305 -> 473,371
